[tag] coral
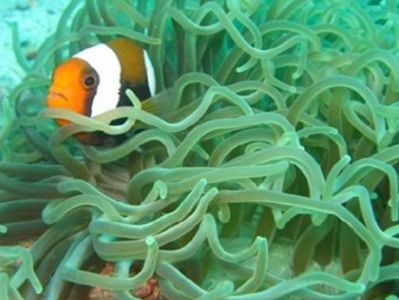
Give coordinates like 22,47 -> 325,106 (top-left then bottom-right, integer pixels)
1,0 -> 399,299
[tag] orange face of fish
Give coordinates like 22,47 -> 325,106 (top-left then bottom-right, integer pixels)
47,58 -> 98,126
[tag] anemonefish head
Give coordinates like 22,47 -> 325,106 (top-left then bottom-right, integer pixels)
47,38 -> 156,127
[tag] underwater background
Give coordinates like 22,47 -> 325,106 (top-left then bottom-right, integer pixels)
1,0 -> 399,299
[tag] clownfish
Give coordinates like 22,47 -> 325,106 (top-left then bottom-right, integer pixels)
47,38 -> 156,146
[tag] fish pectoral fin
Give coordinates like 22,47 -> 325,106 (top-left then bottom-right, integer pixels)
141,88 -> 175,118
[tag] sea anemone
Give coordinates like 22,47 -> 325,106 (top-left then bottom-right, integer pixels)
1,0 -> 399,299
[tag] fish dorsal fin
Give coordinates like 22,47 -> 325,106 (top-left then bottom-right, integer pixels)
107,38 -> 147,85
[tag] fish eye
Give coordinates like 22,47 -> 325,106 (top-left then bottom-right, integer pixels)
83,74 -> 98,89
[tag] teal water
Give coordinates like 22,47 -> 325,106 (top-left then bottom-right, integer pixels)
0,0 -> 69,95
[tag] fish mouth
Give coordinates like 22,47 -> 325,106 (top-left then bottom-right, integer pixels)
47,91 -> 68,102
